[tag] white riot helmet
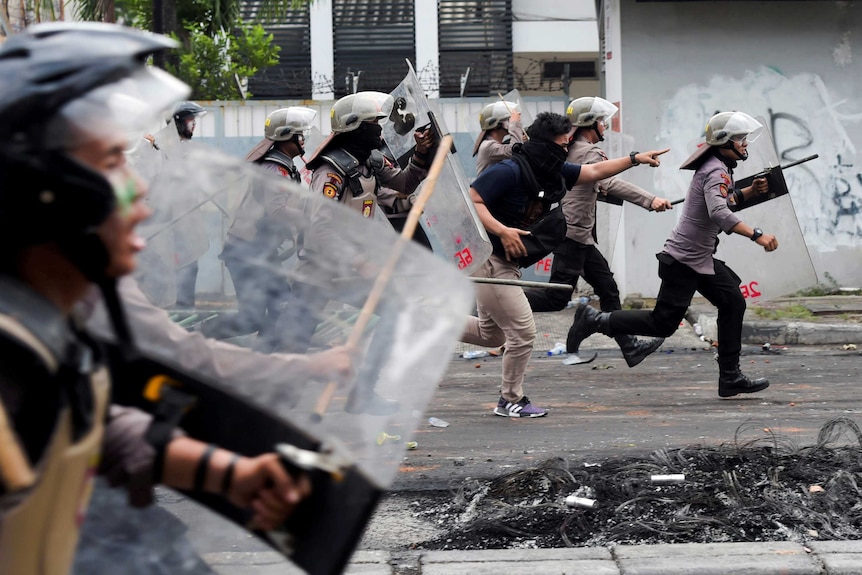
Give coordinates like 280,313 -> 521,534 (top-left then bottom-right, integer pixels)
265,107 -> 318,141
478,101 -> 518,131
330,92 -> 394,133
566,97 -> 618,128
681,111 -> 765,169
705,111 -> 763,146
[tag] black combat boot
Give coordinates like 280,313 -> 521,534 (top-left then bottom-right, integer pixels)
616,335 -> 665,368
566,304 -> 611,353
717,357 -> 769,398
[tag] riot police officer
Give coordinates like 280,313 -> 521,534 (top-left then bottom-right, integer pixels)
245,106 -> 318,182
472,100 -> 524,175
525,96 -> 671,367
0,23 -> 309,574
567,111 -> 779,398
201,107 -> 318,346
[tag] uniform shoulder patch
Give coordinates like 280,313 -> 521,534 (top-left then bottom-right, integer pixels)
719,183 -> 729,197
720,172 -> 731,185
596,149 -> 609,161
323,182 -> 339,199
326,172 -> 344,186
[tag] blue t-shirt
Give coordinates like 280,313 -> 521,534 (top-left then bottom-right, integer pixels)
471,159 -> 581,229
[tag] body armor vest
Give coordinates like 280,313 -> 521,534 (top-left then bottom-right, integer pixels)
261,149 -> 300,183
0,313 -> 109,575
320,148 -> 379,218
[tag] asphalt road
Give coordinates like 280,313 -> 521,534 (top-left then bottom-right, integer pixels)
396,338 -> 862,491
159,310 -> 862,569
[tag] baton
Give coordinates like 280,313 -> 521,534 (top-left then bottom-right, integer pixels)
310,135 -> 454,422
669,154 -> 820,206
472,277 -> 573,291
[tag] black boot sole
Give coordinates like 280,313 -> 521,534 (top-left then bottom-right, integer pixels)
622,337 -> 665,368
718,381 -> 769,398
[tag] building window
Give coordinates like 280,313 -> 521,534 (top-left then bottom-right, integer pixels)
332,0 -> 416,97
438,0 -> 513,97
243,1 -> 312,99
542,61 -> 598,81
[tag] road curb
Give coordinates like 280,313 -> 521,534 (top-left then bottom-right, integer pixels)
696,313 -> 862,346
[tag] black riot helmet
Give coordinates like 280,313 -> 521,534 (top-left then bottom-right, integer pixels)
170,100 -> 206,140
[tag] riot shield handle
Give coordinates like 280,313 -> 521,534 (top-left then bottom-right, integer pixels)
310,136 -> 454,422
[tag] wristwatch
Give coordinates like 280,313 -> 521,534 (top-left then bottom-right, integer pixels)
751,228 -> 763,242
629,151 -> 639,166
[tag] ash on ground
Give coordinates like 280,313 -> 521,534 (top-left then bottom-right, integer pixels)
406,418 -> 862,551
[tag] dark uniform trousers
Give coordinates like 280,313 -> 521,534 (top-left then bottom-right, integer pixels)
608,255 -> 745,361
525,238 -> 623,314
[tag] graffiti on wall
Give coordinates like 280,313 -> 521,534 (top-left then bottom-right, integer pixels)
655,66 -> 862,251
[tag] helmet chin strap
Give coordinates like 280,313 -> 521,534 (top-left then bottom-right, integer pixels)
591,122 -> 604,143
723,141 -> 747,161
63,232 -> 138,361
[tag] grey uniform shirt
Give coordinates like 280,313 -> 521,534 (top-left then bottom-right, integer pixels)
475,120 -> 524,176
662,155 -> 742,275
562,139 -> 655,245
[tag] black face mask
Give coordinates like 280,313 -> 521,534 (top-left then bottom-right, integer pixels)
341,122 -> 383,162
514,140 -> 568,203
521,139 -> 568,176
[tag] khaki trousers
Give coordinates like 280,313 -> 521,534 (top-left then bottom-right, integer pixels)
462,254 -> 537,403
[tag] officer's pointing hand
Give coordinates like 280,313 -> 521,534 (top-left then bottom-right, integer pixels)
636,148 -> 670,167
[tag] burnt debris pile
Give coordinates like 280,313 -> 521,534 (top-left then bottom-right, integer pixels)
414,418 -> 862,550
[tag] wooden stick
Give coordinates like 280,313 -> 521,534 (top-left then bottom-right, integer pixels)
0,401 -> 36,491
497,92 -> 527,140
311,135 -> 454,422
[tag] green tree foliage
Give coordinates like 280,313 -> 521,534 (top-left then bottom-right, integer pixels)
71,0 -> 308,99
167,20 -> 279,99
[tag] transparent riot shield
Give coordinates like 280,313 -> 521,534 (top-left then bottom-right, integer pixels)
384,60 -> 492,274
714,121 -> 817,303
91,146 -> 474,575
130,126 -> 214,308
501,88 -> 533,134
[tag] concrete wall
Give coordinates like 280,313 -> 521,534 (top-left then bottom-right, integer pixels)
613,0 -> 862,296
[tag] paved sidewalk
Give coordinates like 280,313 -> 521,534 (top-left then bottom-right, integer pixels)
205,540 -> 862,574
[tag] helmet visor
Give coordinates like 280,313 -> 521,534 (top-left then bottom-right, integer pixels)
588,98 -> 618,127
286,107 -> 319,136
724,112 -> 763,144
47,67 -> 190,154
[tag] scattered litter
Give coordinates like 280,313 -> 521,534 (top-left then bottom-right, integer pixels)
565,495 -> 598,509
376,432 -> 401,445
428,417 -> 450,428
809,485 -> 825,493
693,323 -> 703,336
406,441 -> 418,450
843,344 -> 857,351
562,352 -> 598,366
762,342 -> 771,351
591,364 -> 613,370
462,350 -> 489,359
650,474 -> 685,485
547,342 -> 567,356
